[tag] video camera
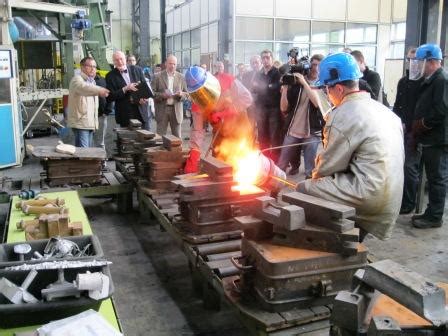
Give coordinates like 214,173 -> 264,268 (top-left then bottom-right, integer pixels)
279,48 -> 311,85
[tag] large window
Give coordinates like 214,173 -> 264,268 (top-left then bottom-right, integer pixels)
276,19 -> 310,42
347,45 -> 377,67
390,22 -> 406,58
166,36 -> 173,54
191,48 -> 200,66
182,50 -> 191,67
275,43 -> 309,63
346,23 -> 377,44
235,41 -> 273,65
312,21 -> 344,43
174,34 -> 182,51
191,29 -> 200,48
182,31 -> 190,49
236,17 -> 274,40
311,44 -> 344,56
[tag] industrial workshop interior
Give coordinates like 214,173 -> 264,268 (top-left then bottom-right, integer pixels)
1,0 -> 448,335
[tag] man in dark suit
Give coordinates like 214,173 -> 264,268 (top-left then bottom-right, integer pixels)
106,50 -> 148,127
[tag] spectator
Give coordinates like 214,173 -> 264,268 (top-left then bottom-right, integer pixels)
236,63 -> 246,81
252,50 -> 282,162
278,54 -> 324,178
242,55 -> 262,127
393,48 -> 423,214
127,54 -> 137,66
67,56 -> 109,147
151,55 -> 188,138
351,50 -> 382,100
153,64 -> 162,76
106,50 -> 148,127
342,49 -> 376,98
409,44 -> 448,228
94,73 -> 113,150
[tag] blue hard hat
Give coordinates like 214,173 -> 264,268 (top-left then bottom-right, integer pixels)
185,66 -> 207,92
416,44 -> 443,60
318,52 -> 362,87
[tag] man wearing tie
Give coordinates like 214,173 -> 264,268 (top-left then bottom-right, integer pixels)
106,50 -> 148,127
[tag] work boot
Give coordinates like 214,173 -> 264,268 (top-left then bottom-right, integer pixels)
399,206 -> 414,214
289,166 -> 299,176
412,214 -> 442,229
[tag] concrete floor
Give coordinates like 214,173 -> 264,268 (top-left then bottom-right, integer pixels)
1,118 -> 447,335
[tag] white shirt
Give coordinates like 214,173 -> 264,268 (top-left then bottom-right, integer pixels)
167,72 -> 175,105
120,67 -> 130,85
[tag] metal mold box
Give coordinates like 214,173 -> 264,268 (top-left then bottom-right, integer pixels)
0,264 -> 113,328
240,238 -> 367,312
0,235 -> 103,268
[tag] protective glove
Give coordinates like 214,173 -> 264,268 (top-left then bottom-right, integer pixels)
184,149 -> 201,173
209,107 -> 237,124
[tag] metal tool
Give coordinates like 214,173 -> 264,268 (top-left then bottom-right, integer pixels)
43,237 -> 85,259
13,243 -> 32,261
41,268 -> 80,301
43,110 -> 65,129
0,270 -> 39,304
268,175 -> 296,188
5,260 -> 111,271
260,140 -> 321,154
76,271 -> 110,300
331,259 -> 448,334
205,119 -> 223,158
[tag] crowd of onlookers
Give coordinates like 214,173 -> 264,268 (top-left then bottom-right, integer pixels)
65,47 -> 392,174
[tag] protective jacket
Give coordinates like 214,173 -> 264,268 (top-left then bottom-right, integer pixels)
67,72 -> 103,130
298,92 -> 404,240
414,68 -> 448,146
393,70 -> 423,131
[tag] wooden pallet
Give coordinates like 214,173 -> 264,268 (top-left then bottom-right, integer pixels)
136,185 -> 331,335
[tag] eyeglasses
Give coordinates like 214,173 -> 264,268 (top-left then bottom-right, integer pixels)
84,64 -> 97,69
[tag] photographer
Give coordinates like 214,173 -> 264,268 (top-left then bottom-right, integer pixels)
278,53 -> 324,178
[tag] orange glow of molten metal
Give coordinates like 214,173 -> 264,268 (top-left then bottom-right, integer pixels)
216,138 -> 263,195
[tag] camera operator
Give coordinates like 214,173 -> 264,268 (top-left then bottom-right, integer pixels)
278,53 -> 324,178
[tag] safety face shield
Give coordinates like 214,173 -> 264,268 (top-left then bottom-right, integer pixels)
315,88 -> 333,118
409,59 -> 425,80
188,72 -> 221,112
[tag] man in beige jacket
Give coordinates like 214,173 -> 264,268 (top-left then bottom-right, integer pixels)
68,56 -> 109,147
151,55 -> 187,138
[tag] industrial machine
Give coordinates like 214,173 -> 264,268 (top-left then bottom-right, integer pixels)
0,0 -> 112,168
0,45 -> 23,168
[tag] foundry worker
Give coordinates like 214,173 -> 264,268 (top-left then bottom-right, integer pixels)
296,53 -> 404,240
408,44 -> 448,229
183,66 -> 253,173
67,56 -> 109,147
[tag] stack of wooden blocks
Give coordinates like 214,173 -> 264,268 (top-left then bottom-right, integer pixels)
115,119 -> 162,176
144,135 -> 186,190
133,130 -> 161,177
17,214 -> 83,241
